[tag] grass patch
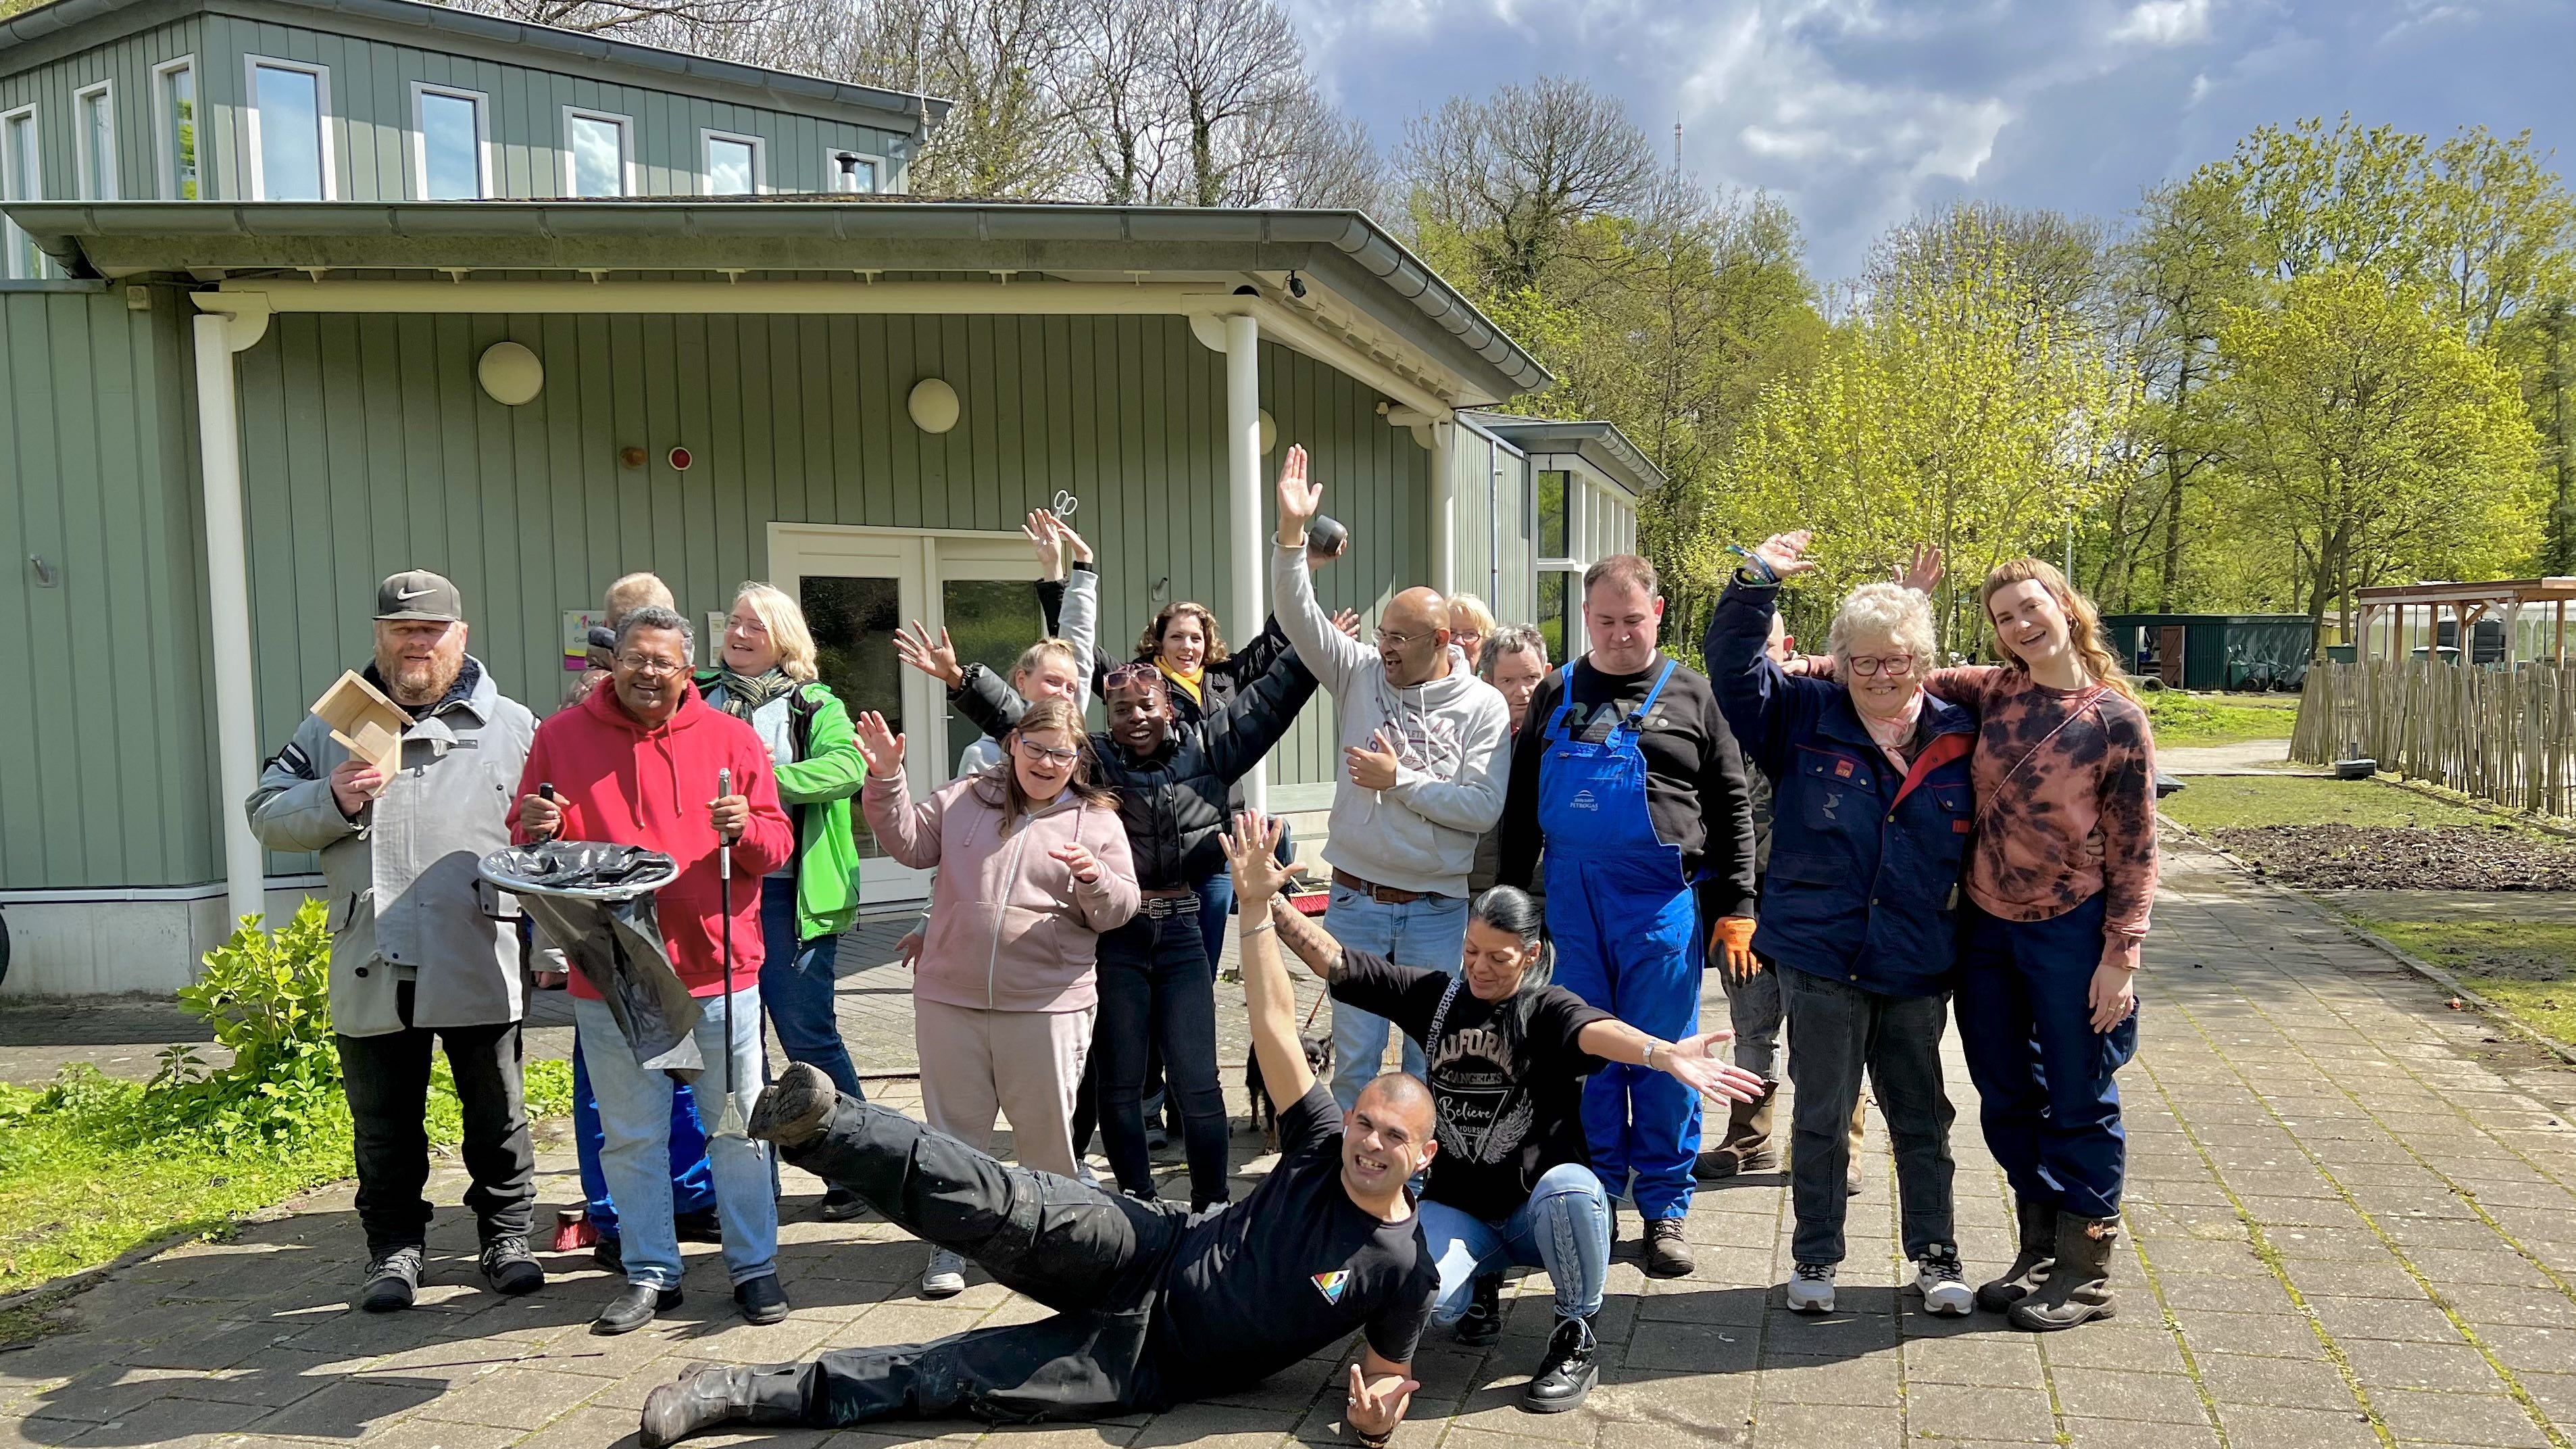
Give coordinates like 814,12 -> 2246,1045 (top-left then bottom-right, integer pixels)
2144,689 -> 2302,747
0,1056 -> 571,1307
2161,775 -> 2526,833
2342,916 -> 2576,1048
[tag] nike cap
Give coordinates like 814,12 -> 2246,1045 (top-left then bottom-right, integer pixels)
376,570 -> 464,622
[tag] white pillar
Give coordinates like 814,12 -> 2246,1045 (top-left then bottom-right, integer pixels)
1223,312 -> 1267,814
194,310 -> 270,929
1429,420 -> 1456,596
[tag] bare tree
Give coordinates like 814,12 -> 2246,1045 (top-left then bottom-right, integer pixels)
1397,76 -> 1658,293
1158,0 -> 1306,207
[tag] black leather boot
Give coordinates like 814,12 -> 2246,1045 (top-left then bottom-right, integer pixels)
1977,1197 -> 2058,1312
1456,1273 -> 1502,1346
639,1362 -> 809,1448
2008,1212 -> 2119,1331
1522,1314 -> 1597,1413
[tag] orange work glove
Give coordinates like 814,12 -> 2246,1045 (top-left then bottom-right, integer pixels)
1710,914 -> 1759,981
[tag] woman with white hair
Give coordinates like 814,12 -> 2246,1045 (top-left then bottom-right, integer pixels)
700,582 -> 870,1221
1703,534 -> 1978,1320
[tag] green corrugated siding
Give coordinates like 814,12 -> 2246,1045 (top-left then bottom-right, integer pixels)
0,284 -> 214,890
0,18 -> 203,209
228,312 -> 1419,872
1448,421 -> 1534,631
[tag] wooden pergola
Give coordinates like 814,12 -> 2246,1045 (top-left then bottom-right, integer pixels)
2354,579 -> 2576,664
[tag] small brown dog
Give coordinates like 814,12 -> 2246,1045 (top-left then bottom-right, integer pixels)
1245,1034 -> 1335,1151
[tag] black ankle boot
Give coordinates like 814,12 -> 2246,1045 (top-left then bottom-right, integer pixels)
639,1362 -> 808,1448
1456,1273 -> 1502,1346
748,1062 -> 836,1149
1522,1315 -> 1597,1413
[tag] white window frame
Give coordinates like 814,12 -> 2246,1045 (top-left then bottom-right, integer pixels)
242,54 -> 336,201
151,55 -> 199,199
2,103 -> 41,280
409,81 -> 492,200
820,145 -> 884,195
560,106 -> 635,198
72,80 -> 116,200
699,128 -> 764,196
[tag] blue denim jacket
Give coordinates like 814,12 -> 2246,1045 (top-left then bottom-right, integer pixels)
1704,582 -> 1977,998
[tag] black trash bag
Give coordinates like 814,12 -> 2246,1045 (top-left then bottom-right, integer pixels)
480,843 -> 704,1081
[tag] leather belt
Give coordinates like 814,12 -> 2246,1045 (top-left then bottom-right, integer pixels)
1137,889 -> 1202,919
1331,868 -> 1450,906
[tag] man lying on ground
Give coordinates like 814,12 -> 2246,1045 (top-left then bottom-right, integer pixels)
637,810 -> 1439,1449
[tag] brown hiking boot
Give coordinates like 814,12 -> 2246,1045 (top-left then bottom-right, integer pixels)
1694,1081 -> 1777,1179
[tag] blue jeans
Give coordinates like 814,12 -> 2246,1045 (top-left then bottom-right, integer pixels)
758,875 -> 864,1100
572,1040 -> 715,1237
1958,895 -> 2136,1219
1192,870 -> 1233,975
1324,887 -> 1470,1110
1095,911 -> 1229,1207
574,987 -> 778,1289
1418,1162 -> 1610,1325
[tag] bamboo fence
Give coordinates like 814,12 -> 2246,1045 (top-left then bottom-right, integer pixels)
2291,659 -> 2576,817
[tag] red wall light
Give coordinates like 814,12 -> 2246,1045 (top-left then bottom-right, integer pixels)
668,445 -> 694,472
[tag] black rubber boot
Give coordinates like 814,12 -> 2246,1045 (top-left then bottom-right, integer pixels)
2008,1212 -> 2119,1331
1522,1314 -> 1597,1413
1977,1198 -> 2058,1312
1456,1273 -> 1502,1347
639,1362 -> 809,1448
1694,1081 -> 1777,1180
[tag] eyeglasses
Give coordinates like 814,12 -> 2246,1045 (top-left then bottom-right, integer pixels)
1103,663 -> 1162,692
1374,628 -> 1429,649
1452,629 -> 1485,647
616,654 -> 686,677
1014,737 -> 1081,766
1846,653 -> 1916,677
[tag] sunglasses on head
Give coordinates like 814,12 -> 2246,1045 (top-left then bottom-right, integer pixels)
1103,663 -> 1163,693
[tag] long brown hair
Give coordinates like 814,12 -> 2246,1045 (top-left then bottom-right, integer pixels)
1135,601 -> 1230,666
997,695 -> 1114,834
1979,558 -> 2136,702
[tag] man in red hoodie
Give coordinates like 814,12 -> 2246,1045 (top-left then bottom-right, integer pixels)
515,606 -> 796,1336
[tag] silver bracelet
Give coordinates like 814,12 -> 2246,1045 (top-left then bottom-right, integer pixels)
1242,918 -> 1277,939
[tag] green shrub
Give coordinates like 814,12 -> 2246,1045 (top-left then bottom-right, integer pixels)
148,900 -> 346,1148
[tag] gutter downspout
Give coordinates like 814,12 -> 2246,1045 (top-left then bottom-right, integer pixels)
191,295 -> 272,930
1429,420 -> 1456,597
1223,311 -> 1266,814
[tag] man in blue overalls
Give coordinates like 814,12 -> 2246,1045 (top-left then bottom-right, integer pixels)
1499,555 -> 1760,1278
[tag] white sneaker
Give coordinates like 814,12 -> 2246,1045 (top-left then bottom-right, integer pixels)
1787,1262 -> 1837,1314
921,1249 -> 966,1299
1915,1246 -> 1973,1317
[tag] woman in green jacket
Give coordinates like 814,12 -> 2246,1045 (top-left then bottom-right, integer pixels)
701,583 -> 870,1219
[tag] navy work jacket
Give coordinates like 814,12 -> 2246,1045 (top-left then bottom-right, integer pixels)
1704,581 -> 1977,999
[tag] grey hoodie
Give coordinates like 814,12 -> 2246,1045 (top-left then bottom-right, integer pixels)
1272,541 -> 1511,897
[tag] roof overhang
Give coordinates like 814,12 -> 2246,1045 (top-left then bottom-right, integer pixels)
2356,579 -> 2576,608
4,199 -> 1551,412
1458,412 -> 1666,496
0,0 -> 943,132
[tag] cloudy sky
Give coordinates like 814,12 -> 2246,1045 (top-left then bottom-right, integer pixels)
1280,0 -> 2576,284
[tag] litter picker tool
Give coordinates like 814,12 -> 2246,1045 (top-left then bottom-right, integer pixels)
710,766 -> 749,1141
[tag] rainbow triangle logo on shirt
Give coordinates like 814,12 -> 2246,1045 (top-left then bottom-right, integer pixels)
1311,1269 -> 1352,1305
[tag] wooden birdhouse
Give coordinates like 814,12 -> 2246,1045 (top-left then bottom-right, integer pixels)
310,670 -> 412,777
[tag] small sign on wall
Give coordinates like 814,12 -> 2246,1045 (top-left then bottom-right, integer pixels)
563,610 -> 608,672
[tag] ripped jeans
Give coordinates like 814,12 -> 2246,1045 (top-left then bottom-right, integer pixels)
1416,1162 -> 1610,1325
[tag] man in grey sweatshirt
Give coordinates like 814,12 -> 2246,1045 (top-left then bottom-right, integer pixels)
1272,444 -> 1512,1108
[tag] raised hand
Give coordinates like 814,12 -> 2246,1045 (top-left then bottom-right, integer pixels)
1345,1363 -> 1419,1441
852,711 -> 906,778
1049,841 -> 1103,884
1344,728 -> 1401,791
893,620 -> 964,688
1660,1031 -> 1768,1105
1753,529 -> 1817,580
1221,810 -> 1295,904
1330,608 -> 1362,640
1894,543 -> 1943,594
1022,509 -> 1066,582
1054,514 -> 1095,566
1274,443 -> 1319,543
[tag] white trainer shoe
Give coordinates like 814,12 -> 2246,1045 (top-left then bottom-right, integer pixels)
1787,1261 -> 1837,1313
1915,1245 -> 1974,1317
921,1249 -> 967,1299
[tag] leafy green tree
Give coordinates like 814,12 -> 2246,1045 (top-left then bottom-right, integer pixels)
2206,268 -> 2541,633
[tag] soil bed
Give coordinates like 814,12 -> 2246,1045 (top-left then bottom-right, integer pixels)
2214,824 -> 2576,891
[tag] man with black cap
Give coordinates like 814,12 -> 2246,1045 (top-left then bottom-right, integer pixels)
248,570 -> 545,1312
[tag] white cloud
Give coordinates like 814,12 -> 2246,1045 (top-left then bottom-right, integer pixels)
2110,0 -> 2215,45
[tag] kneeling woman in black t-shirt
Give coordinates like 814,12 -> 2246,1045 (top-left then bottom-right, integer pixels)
1266,886 -> 1765,1415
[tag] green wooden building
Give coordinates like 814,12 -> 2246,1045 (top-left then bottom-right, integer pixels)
0,0 -> 1648,997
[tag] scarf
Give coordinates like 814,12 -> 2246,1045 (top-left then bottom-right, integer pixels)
1858,691 -> 1924,777
1156,658 -> 1204,708
710,666 -> 795,722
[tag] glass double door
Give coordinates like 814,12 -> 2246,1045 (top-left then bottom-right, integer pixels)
769,524 -> 1045,904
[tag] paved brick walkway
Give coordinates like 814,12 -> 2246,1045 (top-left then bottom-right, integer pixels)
6,830 -> 2575,1449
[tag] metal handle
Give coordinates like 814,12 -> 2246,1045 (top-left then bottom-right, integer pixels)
716,767 -> 734,878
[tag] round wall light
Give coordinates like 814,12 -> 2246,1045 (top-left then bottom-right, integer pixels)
1258,408 -> 1278,456
668,445 -> 694,472
908,376 -> 960,434
477,341 -> 544,406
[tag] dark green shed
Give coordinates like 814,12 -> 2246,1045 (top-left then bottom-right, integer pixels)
2101,614 -> 2317,691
